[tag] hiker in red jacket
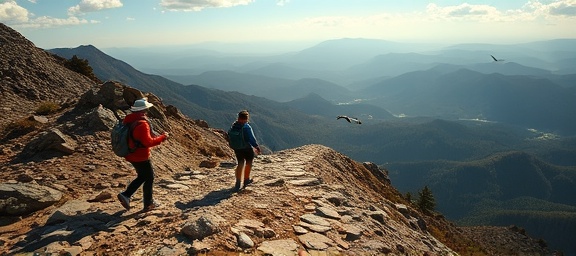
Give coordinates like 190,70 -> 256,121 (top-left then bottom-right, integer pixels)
117,98 -> 168,212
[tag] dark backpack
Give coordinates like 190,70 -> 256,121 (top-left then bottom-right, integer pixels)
111,121 -> 140,157
227,125 -> 247,150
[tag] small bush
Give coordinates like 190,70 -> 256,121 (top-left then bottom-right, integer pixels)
1,118 -> 39,141
35,101 -> 60,115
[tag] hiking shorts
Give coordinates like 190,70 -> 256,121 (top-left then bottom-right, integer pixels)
234,147 -> 254,163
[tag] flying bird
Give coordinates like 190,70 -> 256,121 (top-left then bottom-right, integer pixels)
337,115 -> 362,124
490,55 -> 505,62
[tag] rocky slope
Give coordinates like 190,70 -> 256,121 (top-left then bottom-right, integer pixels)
0,22 -> 551,255
0,23 -> 97,127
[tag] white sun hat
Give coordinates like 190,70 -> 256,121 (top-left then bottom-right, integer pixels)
130,98 -> 154,112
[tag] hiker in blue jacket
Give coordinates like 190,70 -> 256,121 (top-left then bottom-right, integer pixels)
229,110 -> 261,191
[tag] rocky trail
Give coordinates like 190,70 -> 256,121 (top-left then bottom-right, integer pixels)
1,141 -> 458,255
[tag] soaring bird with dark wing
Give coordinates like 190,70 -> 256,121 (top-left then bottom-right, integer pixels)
337,115 -> 362,124
490,55 -> 505,62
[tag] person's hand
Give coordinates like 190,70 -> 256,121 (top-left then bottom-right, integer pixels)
255,146 -> 261,154
163,132 -> 169,141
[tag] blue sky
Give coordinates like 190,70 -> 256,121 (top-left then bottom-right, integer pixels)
1,0 -> 575,51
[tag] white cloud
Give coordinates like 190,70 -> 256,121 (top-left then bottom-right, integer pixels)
426,3 -> 503,22
0,0 -> 100,29
126,17 -> 135,21
68,0 -> 123,16
425,1 -> 576,21
16,16 -> 99,29
268,1 -> 576,44
277,0 -> 289,7
545,0 -> 576,16
160,0 -> 254,12
0,1 -> 30,24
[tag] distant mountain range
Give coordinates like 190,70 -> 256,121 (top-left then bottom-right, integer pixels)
48,40 -> 576,255
97,38 -> 576,135
357,68 -> 576,135
163,70 -> 353,102
104,38 -> 576,84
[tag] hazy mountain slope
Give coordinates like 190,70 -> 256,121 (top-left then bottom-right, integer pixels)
165,70 -> 353,102
344,52 -> 442,81
47,45 -> 211,116
442,39 -> 576,73
387,151 -> 576,255
326,119 -> 528,162
342,52 -> 554,88
360,68 -> 576,135
47,45 -> 329,150
0,23 -> 96,127
286,38 -> 436,70
284,93 -> 395,121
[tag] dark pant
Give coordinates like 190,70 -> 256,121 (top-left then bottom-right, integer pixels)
123,160 -> 154,207
234,147 -> 255,163
234,148 -> 255,182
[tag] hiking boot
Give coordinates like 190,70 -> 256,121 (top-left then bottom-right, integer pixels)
243,179 -> 253,188
233,180 -> 241,192
143,201 -> 160,212
117,193 -> 130,210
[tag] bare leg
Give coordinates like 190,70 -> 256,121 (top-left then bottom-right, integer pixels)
244,161 -> 252,182
234,161 -> 244,191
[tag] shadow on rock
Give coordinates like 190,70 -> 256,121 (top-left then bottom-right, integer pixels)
10,210 -> 122,253
176,188 -> 233,210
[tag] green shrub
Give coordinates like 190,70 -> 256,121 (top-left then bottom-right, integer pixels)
63,55 -> 101,83
35,101 -> 60,115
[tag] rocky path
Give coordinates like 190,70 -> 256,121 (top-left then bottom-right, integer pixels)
2,144 -> 457,255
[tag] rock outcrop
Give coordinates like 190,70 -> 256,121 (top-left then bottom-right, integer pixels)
0,183 -> 63,216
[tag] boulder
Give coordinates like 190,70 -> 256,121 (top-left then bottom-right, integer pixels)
22,128 -> 77,157
0,182 -> 62,215
237,232 -> 254,248
181,214 -> 226,240
82,105 -> 117,131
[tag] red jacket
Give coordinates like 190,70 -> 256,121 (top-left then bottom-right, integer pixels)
123,112 -> 167,162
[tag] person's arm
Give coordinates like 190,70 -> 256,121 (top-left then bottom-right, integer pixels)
245,124 -> 260,153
